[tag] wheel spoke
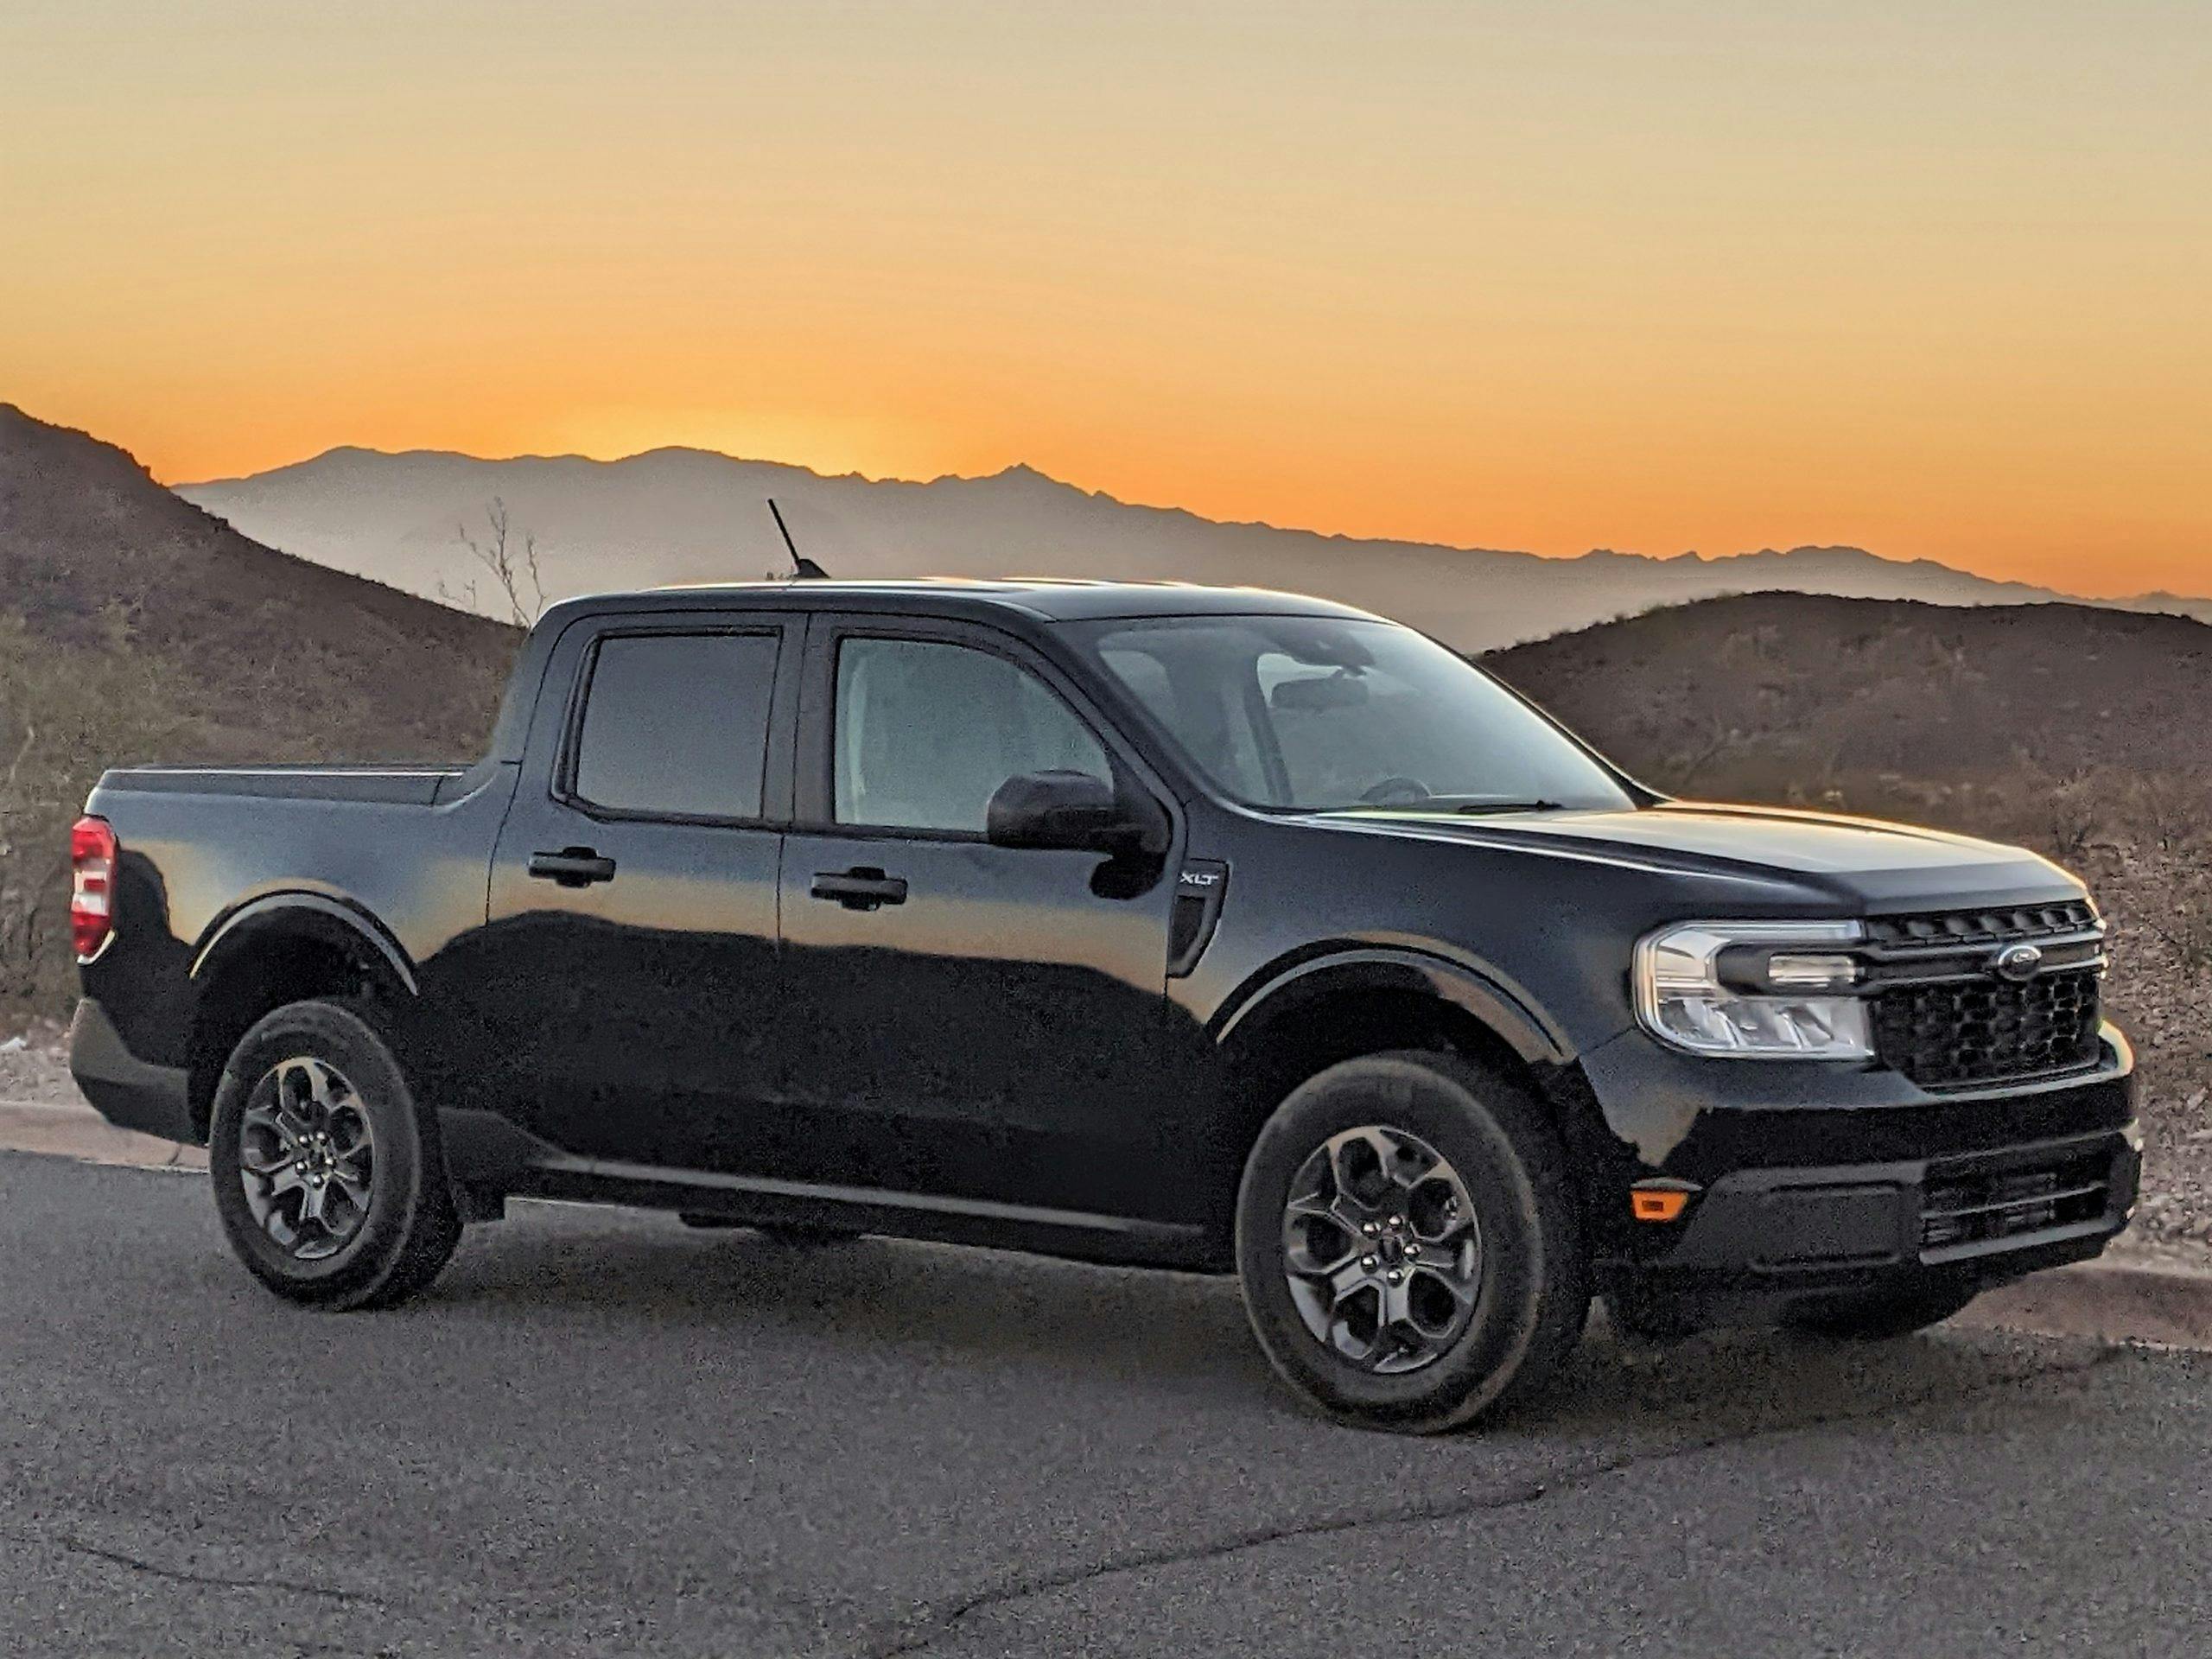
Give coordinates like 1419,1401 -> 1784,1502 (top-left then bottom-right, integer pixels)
1409,1254 -> 1476,1302
264,1162 -> 308,1202
1373,1127 -> 1440,1188
1326,1129 -> 1392,1213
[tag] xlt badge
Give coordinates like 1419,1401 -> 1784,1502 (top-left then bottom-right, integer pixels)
1167,860 -> 1229,977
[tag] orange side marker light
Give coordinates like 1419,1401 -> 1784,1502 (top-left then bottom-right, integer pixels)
1630,1186 -> 1694,1224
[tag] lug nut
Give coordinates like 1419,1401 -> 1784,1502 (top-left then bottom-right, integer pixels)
1360,1255 -> 1377,1270
1387,1215 -> 1403,1229
1404,1244 -> 1420,1259
1361,1222 -> 1378,1237
1386,1269 -> 1403,1284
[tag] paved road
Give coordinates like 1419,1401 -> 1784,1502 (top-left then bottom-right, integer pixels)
3,1152 -> 2208,1658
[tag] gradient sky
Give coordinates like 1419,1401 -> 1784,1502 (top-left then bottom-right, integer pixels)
3,0 -> 2207,594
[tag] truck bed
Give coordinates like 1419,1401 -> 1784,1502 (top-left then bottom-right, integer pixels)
92,765 -> 474,806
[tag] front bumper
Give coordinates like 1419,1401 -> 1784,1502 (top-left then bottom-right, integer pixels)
67,997 -> 195,1144
1642,1123 -> 2139,1294
1573,1020 -> 2139,1298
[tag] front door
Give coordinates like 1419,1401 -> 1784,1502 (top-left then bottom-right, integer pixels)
479,613 -> 797,1172
777,615 -> 1188,1222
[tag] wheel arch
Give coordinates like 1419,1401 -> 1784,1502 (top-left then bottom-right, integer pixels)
1203,949 -> 1596,1248
1213,947 -> 1568,1071
184,893 -> 420,1140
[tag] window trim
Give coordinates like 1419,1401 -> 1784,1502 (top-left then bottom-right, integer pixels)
553,622 -> 794,829
792,613 -> 1172,844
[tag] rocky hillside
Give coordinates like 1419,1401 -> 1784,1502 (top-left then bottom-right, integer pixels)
0,404 -> 517,1008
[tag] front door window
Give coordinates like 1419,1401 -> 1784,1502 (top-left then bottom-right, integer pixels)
831,637 -> 1110,833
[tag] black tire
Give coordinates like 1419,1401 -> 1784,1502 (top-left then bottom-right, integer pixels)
1783,1286 -> 1980,1341
1235,1050 -> 1590,1433
209,999 -> 461,1310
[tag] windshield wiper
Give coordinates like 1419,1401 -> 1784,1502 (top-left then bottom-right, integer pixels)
1308,796 -> 1573,817
1451,799 -> 1567,816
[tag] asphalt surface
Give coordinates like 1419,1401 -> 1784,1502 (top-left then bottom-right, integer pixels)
4,1153 -> 2209,1658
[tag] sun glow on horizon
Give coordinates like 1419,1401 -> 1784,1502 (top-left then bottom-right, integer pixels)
5,1 -> 2207,599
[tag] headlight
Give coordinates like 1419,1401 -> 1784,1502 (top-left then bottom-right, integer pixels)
1634,920 -> 1871,1059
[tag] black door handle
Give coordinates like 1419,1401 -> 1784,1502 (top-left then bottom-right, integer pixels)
529,847 -> 618,887
810,868 -> 908,911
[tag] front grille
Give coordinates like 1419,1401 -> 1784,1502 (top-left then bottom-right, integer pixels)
1921,1141 -> 2115,1255
1874,968 -> 2101,1088
1865,900 -> 2098,950
1864,900 -> 2106,1089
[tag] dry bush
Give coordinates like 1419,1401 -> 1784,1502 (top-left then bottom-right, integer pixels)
0,612 -> 184,1007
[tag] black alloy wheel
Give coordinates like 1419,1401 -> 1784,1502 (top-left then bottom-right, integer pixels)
209,999 -> 461,1310
1236,1050 -> 1590,1433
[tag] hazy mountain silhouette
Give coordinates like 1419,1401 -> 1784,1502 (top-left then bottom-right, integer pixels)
176,448 -> 2212,650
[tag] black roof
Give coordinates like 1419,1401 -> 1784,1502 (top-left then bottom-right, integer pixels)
543,577 -> 1382,627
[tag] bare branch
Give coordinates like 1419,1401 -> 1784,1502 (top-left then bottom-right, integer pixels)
456,497 -> 547,627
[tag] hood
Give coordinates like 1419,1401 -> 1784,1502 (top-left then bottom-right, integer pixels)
1299,801 -> 2083,912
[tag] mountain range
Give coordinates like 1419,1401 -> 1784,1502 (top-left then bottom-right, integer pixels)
176,446 -> 2212,652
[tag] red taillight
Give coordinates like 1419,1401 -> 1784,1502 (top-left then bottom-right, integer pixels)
70,816 -> 118,960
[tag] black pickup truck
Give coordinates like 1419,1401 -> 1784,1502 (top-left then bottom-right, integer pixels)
68,579 -> 2138,1431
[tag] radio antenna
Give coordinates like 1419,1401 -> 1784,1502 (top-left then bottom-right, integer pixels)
767,499 -> 828,579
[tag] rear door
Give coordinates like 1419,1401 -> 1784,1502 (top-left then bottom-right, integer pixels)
776,613 -> 1190,1222
477,609 -> 798,1172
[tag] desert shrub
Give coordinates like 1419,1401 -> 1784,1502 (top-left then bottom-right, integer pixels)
0,613 -> 183,1008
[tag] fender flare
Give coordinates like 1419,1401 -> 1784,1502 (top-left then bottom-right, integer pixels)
189,892 -> 420,998
1211,946 -> 1569,1069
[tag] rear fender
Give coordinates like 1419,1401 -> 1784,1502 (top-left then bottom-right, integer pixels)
190,892 -> 420,999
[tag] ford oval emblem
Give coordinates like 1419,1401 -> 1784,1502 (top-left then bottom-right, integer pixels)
1993,943 -> 2044,983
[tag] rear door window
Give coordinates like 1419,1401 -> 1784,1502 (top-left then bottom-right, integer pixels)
570,632 -> 781,820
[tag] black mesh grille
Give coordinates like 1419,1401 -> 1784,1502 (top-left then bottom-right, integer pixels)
1921,1141 -> 2115,1255
1865,900 -> 2097,950
1874,968 -> 2102,1088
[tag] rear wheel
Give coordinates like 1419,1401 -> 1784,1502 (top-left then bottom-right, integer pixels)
209,999 -> 461,1310
1235,1050 -> 1589,1433
1784,1287 -> 1979,1340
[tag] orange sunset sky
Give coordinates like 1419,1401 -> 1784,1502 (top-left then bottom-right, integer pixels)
4,1 -> 2207,594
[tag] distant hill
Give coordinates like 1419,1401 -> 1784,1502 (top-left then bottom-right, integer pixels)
0,404 -> 515,1007
1,404 -> 515,763
1484,591 -> 2212,803
176,446 -> 2212,652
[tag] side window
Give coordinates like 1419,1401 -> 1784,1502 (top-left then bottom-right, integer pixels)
833,638 -> 1111,832
571,632 -> 780,819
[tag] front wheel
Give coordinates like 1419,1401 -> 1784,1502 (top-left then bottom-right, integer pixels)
209,999 -> 461,1310
1235,1050 -> 1589,1433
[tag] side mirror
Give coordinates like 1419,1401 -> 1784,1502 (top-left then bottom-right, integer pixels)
987,770 -> 1163,855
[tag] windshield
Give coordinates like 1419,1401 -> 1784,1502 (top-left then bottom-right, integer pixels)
1069,615 -> 1636,814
